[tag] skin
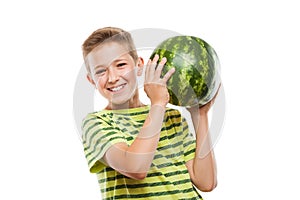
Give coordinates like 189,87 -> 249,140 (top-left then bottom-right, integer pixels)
86,41 -> 218,191
86,42 -> 145,110
186,87 -> 220,191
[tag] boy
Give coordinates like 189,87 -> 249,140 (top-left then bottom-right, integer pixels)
81,27 -> 218,199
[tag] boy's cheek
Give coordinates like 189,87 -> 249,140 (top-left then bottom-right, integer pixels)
96,80 -> 107,91
122,67 -> 137,79
97,87 -> 109,99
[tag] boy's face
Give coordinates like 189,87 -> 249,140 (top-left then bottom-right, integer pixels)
86,42 -> 140,107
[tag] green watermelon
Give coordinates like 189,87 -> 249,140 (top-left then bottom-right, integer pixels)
150,35 -> 220,107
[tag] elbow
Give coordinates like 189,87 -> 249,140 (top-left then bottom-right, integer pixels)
117,164 -> 150,180
192,177 -> 217,192
133,173 -> 148,180
125,172 -> 148,180
200,183 -> 217,192
197,180 -> 217,192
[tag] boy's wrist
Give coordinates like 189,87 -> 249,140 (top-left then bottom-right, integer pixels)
188,107 -> 208,119
137,104 -> 166,139
199,109 -> 209,116
150,101 -> 167,108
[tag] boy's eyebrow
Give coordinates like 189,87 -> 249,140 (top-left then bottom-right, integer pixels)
94,64 -> 106,71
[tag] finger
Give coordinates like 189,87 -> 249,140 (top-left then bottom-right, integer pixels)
145,58 -> 152,81
152,54 -> 159,63
216,83 -> 221,93
162,67 -> 175,82
148,54 -> 159,75
213,83 -> 222,99
155,57 -> 167,77
208,83 -> 222,106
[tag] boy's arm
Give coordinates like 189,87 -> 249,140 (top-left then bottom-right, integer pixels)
185,86 -> 221,191
103,104 -> 165,180
103,55 -> 175,180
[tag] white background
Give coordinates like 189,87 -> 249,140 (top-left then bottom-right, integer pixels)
1,0 -> 300,199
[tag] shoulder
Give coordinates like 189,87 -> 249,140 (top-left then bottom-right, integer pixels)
82,110 -> 114,123
81,110 -> 122,141
81,110 -> 116,132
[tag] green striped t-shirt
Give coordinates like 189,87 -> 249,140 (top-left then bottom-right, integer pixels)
82,106 -> 202,199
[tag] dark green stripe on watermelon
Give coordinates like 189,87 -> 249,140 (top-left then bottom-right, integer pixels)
150,35 -> 220,107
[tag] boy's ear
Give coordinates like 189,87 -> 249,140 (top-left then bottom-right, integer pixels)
86,73 -> 95,86
137,57 -> 144,76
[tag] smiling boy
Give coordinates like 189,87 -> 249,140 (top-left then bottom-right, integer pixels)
81,27 -> 218,199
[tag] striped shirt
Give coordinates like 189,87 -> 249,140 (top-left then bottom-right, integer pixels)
82,106 -> 203,199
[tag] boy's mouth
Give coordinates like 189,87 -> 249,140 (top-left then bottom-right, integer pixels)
107,83 -> 126,92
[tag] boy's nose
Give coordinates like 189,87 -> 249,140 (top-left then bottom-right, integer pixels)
108,67 -> 119,83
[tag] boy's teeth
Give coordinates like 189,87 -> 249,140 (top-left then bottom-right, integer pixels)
110,85 -> 124,92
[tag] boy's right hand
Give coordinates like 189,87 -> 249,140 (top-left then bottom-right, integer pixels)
144,54 -> 175,107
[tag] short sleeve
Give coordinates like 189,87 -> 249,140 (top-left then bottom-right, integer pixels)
81,113 -> 127,173
182,117 -> 196,163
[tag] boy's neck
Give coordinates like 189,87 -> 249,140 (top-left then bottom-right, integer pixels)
107,100 -> 145,110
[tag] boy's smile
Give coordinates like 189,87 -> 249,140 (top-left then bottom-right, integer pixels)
107,83 -> 127,92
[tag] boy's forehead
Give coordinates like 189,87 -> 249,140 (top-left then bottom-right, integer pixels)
87,42 -> 131,68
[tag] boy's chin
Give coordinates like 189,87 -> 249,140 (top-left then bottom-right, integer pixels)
110,90 -> 137,108
110,97 -> 131,108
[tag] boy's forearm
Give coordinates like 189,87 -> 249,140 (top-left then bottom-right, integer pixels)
104,105 -> 165,176
190,112 -> 217,190
129,104 -> 165,152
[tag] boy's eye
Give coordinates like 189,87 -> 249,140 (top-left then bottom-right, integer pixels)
95,69 -> 106,75
117,63 -> 126,67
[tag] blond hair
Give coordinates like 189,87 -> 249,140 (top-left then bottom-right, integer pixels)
82,27 -> 138,73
